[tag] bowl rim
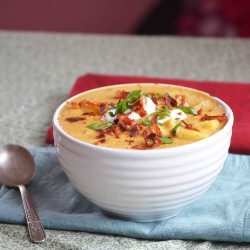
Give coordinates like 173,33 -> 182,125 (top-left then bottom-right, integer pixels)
53,83 -> 234,155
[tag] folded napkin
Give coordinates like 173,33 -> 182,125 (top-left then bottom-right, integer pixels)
46,73 -> 250,154
0,147 -> 250,242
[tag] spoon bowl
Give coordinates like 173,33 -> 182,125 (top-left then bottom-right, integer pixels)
0,145 -> 35,186
0,144 -> 46,243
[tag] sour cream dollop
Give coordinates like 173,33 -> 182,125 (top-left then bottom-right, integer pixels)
102,107 -> 142,123
157,109 -> 187,125
102,108 -> 116,123
128,112 -> 141,121
142,96 -> 156,115
170,109 -> 187,121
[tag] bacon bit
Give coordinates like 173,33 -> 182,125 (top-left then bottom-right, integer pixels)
116,90 -> 129,100
117,114 -> 134,130
166,93 -> 177,107
175,95 -> 188,107
79,100 -> 108,115
136,107 -> 147,117
94,138 -> 106,145
132,137 -> 162,150
106,130 -> 115,137
151,113 -> 158,124
113,126 -> 121,138
82,112 -> 96,116
133,145 -> 153,150
150,93 -> 158,105
145,134 -> 161,147
162,97 -> 172,110
128,96 -> 147,117
95,129 -> 106,139
197,108 -> 203,115
99,103 -> 107,114
129,125 -> 141,137
125,139 -> 134,145
143,124 -> 162,137
133,123 -> 163,149
129,122 -> 164,149
182,120 -> 200,132
65,117 -> 86,123
79,100 -> 99,113
106,125 -> 121,138
201,114 -> 227,122
139,96 -> 145,106
132,144 -> 149,150
135,96 -> 148,117
96,134 -> 105,139
68,101 -> 80,109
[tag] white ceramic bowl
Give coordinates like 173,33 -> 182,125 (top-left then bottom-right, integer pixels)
53,84 -> 234,222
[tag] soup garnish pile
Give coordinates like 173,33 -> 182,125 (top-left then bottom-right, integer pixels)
58,84 -> 227,150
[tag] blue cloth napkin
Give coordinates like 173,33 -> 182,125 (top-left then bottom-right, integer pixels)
0,147 -> 249,242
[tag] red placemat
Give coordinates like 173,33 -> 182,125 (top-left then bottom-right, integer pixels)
47,73 -> 250,154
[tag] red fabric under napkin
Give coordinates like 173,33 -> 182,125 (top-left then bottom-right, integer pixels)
47,73 -> 250,154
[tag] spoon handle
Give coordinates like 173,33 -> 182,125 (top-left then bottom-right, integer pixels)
19,185 -> 46,243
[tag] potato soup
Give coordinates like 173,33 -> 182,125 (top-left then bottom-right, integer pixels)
58,84 -> 227,150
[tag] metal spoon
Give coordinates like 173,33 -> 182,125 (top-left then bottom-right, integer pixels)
0,144 -> 46,243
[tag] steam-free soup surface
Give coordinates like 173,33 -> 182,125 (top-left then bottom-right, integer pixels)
58,84 -> 227,150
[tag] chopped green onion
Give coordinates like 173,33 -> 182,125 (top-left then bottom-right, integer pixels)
116,100 -> 129,114
109,111 -> 115,117
146,112 -> 157,120
142,93 -> 152,98
157,108 -> 170,121
156,92 -> 163,97
146,114 -> 152,120
87,123 -> 101,131
142,121 -> 153,126
160,137 -> 173,144
158,112 -> 169,120
87,122 -> 113,131
171,123 -> 182,135
157,105 -> 170,117
116,90 -> 141,114
177,107 -> 197,115
126,90 -> 141,103
103,122 -> 113,129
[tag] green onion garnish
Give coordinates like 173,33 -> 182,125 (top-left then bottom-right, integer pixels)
157,105 -> 170,117
160,137 -> 173,144
177,107 -> 197,115
87,122 -> 113,131
126,90 -> 141,103
116,100 -> 129,114
103,122 -> 113,129
171,123 -> 182,135
116,90 -> 141,114
87,123 -> 101,131
142,93 -> 152,98
141,121 -> 153,126
156,92 -> 163,97
109,111 -> 115,117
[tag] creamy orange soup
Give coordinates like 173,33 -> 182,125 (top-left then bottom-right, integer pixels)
58,84 -> 227,150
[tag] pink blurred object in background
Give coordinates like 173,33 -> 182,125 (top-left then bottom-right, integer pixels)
0,0 -> 249,37
175,0 -> 250,37
0,0 -> 157,33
